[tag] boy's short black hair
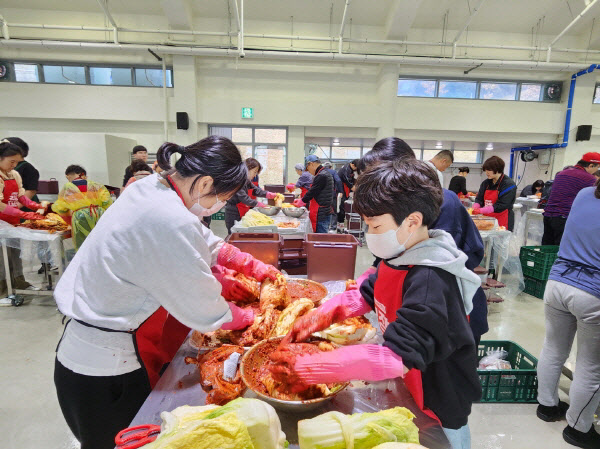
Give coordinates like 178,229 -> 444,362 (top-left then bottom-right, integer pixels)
4,137 -> 29,157
130,159 -> 152,173
65,165 -> 87,176
353,159 -> 443,227
356,137 -> 416,174
458,166 -> 470,174
132,145 -> 148,154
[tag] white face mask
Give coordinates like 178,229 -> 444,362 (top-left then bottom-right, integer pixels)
189,193 -> 225,217
365,223 -> 414,260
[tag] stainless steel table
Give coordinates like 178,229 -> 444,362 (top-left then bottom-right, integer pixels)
129,337 -> 451,449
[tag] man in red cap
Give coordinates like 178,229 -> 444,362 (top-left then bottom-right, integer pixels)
543,152 -> 600,245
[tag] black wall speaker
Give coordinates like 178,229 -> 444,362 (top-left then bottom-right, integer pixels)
576,125 -> 592,141
176,112 -> 189,130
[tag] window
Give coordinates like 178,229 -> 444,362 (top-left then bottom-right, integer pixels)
90,67 -> 132,86
452,150 -> 481,164
14,64 -> 39,82
134,68 -> 173,87
397,79 -> 436,97
479,82 -> 517,100
438,80 -> 477,99
422,149 -> 440,161
520,84 -> 542,101
43,65 -> 86,84
332,146 -> 361,160
209,126 -> 288,184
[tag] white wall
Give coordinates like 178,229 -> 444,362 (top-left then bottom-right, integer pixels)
105,135 -> 137,187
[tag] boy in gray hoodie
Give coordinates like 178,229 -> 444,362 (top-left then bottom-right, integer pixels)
272,159 -> 481,449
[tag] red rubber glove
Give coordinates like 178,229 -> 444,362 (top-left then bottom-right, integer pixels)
286,183 -> 296,192
293,198 -> 305,207
18,195 -> 43,212
3,206 -> 44,220
211,265 -> 258,303
282,267 -> 375,344
265,192 -> 277,200
217,243 -> 280,282
480,205 -> 494,215
269,345 -> 405,392
255,201 -> 267,208
221,302 -> 255,331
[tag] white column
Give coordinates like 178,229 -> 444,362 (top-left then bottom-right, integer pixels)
287,126 -> 305,184
376,64 -> 399,141
171,55 -> 199,145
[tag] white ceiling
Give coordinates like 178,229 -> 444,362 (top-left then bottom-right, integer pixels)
2,0 -> 599,37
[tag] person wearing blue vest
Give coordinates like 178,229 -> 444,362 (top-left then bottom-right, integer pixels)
536,183 -> 600,449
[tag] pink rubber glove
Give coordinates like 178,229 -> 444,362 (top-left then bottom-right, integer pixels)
211,265 -> 258,303
255,201 -> 267,208
283,267 -> 376,344
286,183 -> 296,192
265,191 -> 277,200
217,243 -> 280,282
3,206 -> 44,220
472,203 -> 481,214
270,345 -> 404,391
480,205 -> 494,215
293,198 -> 305,207
18,195 -> 43,211
221,302 -> 255,330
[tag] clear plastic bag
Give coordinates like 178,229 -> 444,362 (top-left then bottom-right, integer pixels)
491,231 -> 525,300
478,349 -> 511,370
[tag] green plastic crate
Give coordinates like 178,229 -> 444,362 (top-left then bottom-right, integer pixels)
477,340 -> 538,403
524,276 -> 548,299
211,211 -> 225,220
519,245 -> 559,281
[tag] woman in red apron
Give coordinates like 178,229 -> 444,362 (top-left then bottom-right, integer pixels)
473,156 -> 517,231
0,141 -> 46,302
224,157 -> 276,233
53,137 -> 281,449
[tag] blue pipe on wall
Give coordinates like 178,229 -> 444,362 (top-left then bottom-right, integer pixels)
508,63 -> 598,178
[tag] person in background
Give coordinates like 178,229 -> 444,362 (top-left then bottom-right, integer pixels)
520,179 -> 545,197
52,166 -> 113,251
426,149 -> 454,186
336,159 -> 358,224
593,170 -> 600,182
357,137 -> 488,347
536,184 -> 600,449
53,136 -> 280,449
224,157 -> 276,234
0,140 -> 46,303
323,161 -> 343,231
542,152 -> 599,245
449,167 -> 470,196
152,160 -> 163,175
4,137 -> 40,212
123,160 -> 153,190
122,145 -> 150,187
474,156 -> 517,231
276,160 -> 481,449
294,155 -> 333,233
294,162 -> 313,196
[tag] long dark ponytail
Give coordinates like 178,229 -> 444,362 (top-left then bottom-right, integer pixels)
156,135 -> 247,195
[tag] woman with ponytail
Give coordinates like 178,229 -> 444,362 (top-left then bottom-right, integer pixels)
53,136 -> 282,449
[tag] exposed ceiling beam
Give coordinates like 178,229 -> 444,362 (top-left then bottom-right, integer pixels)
95,0 -> 117,29
452,0 -> 488,44
338,0 -> 351,54
384,0 -> 423,40
548,0 -> 600,49
160,0 -> 193,30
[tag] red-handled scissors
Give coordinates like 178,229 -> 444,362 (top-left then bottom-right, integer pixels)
115,424 -> 161,449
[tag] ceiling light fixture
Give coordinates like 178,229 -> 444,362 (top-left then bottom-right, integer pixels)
332,138 -> 340,146
486,143 -> 494,150
435,141 -> 443,149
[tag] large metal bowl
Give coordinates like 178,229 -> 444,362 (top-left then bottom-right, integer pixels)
255,206 -> 281,216
240,337 -> 349,412
282,207 -> 306,218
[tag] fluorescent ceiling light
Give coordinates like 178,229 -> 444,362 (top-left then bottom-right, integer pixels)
333,138 -> 340,146
435,141 -> 443,149
486,143 -> 494,150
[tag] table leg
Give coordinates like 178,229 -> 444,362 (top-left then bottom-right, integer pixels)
483,238 -> 492,273
2,239 -> 13,296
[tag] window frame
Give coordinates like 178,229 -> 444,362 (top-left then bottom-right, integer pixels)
397,76 -> 561,103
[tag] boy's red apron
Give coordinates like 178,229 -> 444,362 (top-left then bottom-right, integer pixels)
373,262 -> 441,425
482,174 -> 509,229
236,180 -> 259,218
0,178 -> 22,225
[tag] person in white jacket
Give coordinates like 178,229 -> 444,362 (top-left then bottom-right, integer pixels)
53,136 -> 280,449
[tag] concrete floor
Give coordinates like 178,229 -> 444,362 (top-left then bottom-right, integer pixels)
0,220 -> 587,449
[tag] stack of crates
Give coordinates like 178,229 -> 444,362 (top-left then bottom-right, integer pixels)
519,245 -> 559,299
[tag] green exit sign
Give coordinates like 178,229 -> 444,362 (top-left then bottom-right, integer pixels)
241,107 -> 254,119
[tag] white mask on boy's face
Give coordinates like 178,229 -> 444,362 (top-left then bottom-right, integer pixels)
365,220 -> 414,260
